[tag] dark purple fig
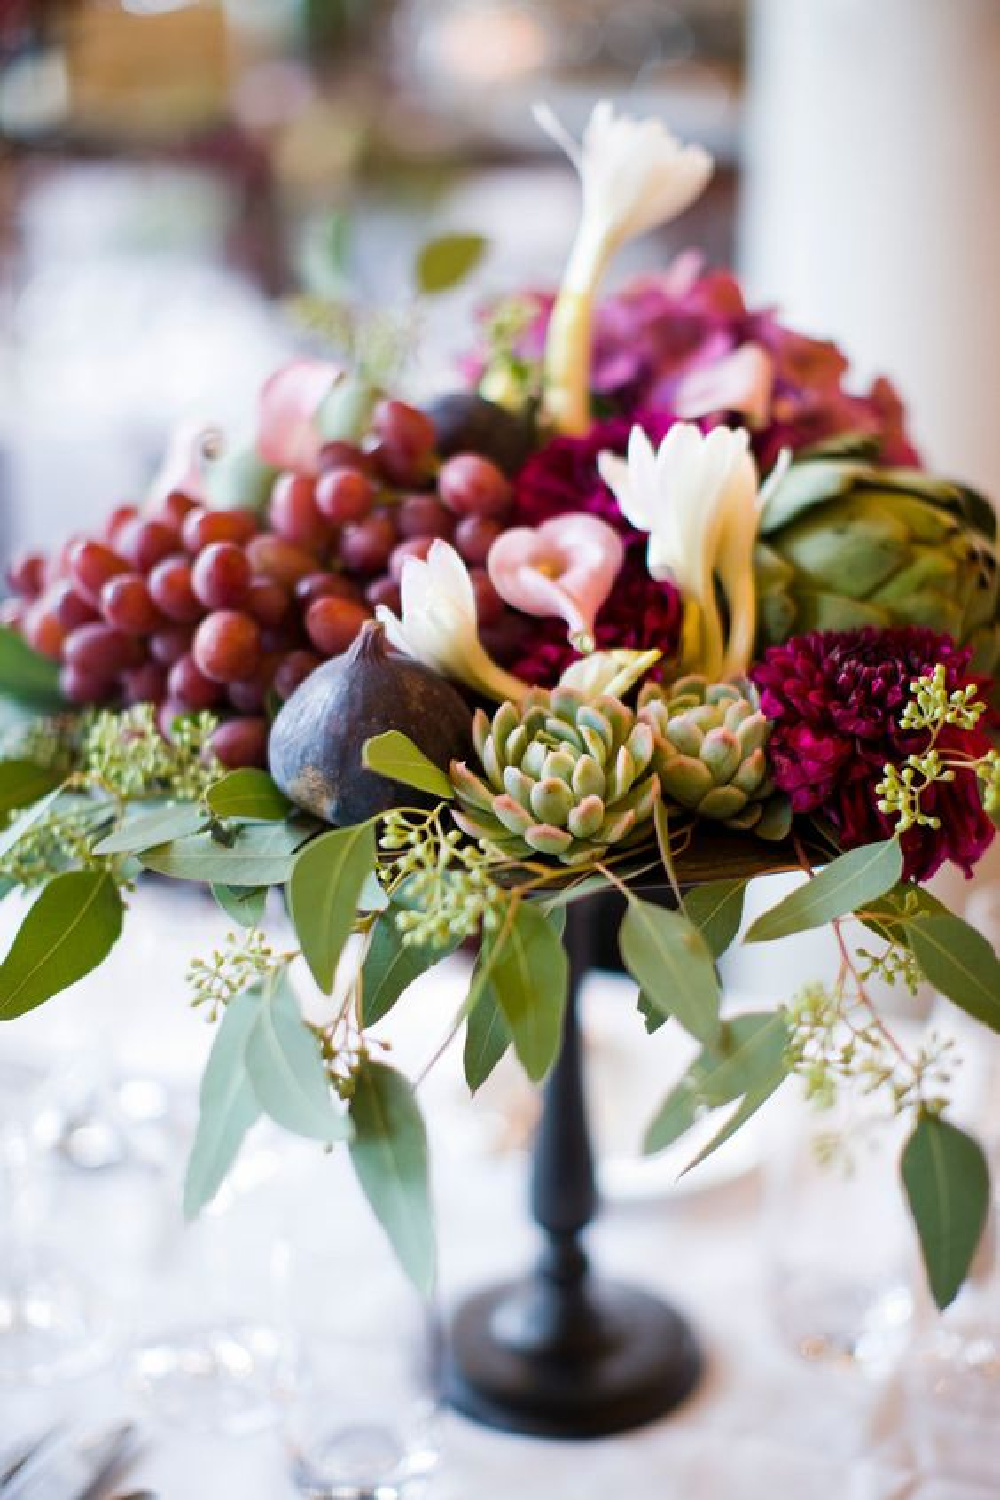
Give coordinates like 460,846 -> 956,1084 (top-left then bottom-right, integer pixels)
425,392 -> 537,478
268,620 -> 472,826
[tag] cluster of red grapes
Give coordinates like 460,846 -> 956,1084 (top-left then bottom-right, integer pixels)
2,399 -> 523,769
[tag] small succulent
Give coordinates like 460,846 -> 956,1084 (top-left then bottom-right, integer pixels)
639,676 -> 791,840
450,688 -> 660,865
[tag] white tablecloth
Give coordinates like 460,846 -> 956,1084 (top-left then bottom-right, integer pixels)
0,881 -> 996,1500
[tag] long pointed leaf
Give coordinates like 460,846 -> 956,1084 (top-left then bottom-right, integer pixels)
183,988 -> 263,1218
902,1113 -> 991,1310
289,823 -> 376,992
489,903 -> 568,1082
746,840 -> 903,943
619,897 -> 721,1047
904,914 -> 1000,1033
349,1061 -> 435,1298
245,972 -> 350,1142
0,871 -> 123,1020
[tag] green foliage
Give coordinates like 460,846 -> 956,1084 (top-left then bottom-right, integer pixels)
211,883 -> 269,929
83,704 -> 220,801
619,897 -> 721,1048
205,770 -> 292,822
486,904 -> 568,1083
187,928 -> 288,1020
141,822 -> 310,886
289,823 -> 377,992
94,802 -> 206,856
683,879 -> 747,959
0,871 -> 123,1020
203,444 -> 278,516
361,911 -> 459,1029
745,839 -> 903,942
348,1060 -> 436,1299
464,983 -> 512,1092
183,988 -> 263,1218
0,625 -> 64,710
901,1112 -> 991,1310
414,233 -> 488,295
245,971 -> 350,1143
361,731 -> 454,802
0,760 -> 63,818
904,913 -> 1000,1034
380,808 -> 503,948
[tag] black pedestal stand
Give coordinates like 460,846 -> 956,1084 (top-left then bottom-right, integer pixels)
443,898 -> 703,1439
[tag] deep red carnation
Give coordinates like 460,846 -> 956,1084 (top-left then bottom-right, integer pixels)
508,414 -> 683,685
752,627 -> 995,880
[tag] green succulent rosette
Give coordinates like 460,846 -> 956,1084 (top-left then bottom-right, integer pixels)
450,688 -> 660,865
638,675 -> 791,840
755,453 -> 1000,674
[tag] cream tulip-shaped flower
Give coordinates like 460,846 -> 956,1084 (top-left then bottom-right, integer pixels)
376,541 -> 528,703
536,100 -> 713,435
598,424 -> 761,681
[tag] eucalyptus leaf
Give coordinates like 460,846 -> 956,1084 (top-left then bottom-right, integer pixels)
643,1072 -> 704,1156
0,872 -> 123,1020
684,880 -> 747,959
203,444 -> 277,516
0,625 -> 64,709
211,883 -> 268,928
362,914 -> 458,1029
0,786 -> 63,863
637,990 -> 666,1035
349,1060 -> 436,1298
361,732 -> 454,802
0,760 -> 62,818
901,1113 -> 991,1310
680,1080 -> 785,1177
183,988 -> 263,1218
464,983 -> 512,1093
488,903 -> 568,1083
414,233 -> 488,295
141,822 -> 310,886
289,822 -> 376,992
206,770 -> 292,822
745,839 -> 903,943
245,972 -> 350,1142
904,914 -> 1000,1034
619,898 -> 721,1048
94,802 -> 206,856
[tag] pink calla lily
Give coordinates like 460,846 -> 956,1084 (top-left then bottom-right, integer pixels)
256,359 -> 343,474
487,514 -> 624,652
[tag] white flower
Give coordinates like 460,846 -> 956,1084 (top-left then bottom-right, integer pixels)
535,100 -> 714,294
597,424 -> 762,680
376,541 -> 528,702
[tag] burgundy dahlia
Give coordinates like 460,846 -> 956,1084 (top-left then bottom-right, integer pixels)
508,415 -> 683,685
752,627 -> 995,880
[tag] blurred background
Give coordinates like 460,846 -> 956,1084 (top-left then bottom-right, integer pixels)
2,0 -> 1000,566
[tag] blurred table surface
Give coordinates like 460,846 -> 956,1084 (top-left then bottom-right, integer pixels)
0,877 -> 995,1500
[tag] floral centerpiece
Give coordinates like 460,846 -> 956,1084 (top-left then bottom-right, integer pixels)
2,102 -> 1000,1402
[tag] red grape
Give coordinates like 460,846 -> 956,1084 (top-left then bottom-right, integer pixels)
6,551 -> 46,601
318,439 -> 372,475
193,610 -> 261,683
470,568 -> 505,626
116,518 -> 179,573
60,663 -> 116,705
151,491 -> 198,529
389,537 -> 435,582
65,622 -> 143,678
365,577 -> 402,613
47,581 -> 98,632
150,625 -> 194,666
100,574 -> 161,635
68,539 -> 127,606
246,578 -> 291,628
398,493 -> 454,541
274,649 -> 321,699
104,505 -> 139,545
372,399 -> 437,486
21,604 -> 66,661
295,572 -> 361,608
246,535 -> 317,588
315,467 -> 374,525
148,556 -> 202,623
122,660 -> 167,705
228,676 -> 267,713
269,473 -> 330,552
438,453 -> 512,518
454,514 -> 503,565
209,717 -> 270,770
305,597 -> 371,656
167,653 -> 221,710
192,542 -> 251,611
340,512 -> 397,575
182,507 -> 258,553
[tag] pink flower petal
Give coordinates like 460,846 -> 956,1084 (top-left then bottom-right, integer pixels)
488,514 -> 624,645
257,359 -> 343,474
674,344 -> 774,426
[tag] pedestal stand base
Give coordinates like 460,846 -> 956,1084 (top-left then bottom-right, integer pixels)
443,1278 -> 703,1439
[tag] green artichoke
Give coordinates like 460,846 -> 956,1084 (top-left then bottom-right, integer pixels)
638,676 -> 791,840
755,454 -> 1000,673
450,688 -> 659,865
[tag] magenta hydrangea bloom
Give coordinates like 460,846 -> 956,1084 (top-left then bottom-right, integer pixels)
752,627 -> 994,880
506,414 -> 683,685
468,255 -> 918,470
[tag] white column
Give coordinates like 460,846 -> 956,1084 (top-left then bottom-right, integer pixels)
741,0 -> 1000,495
